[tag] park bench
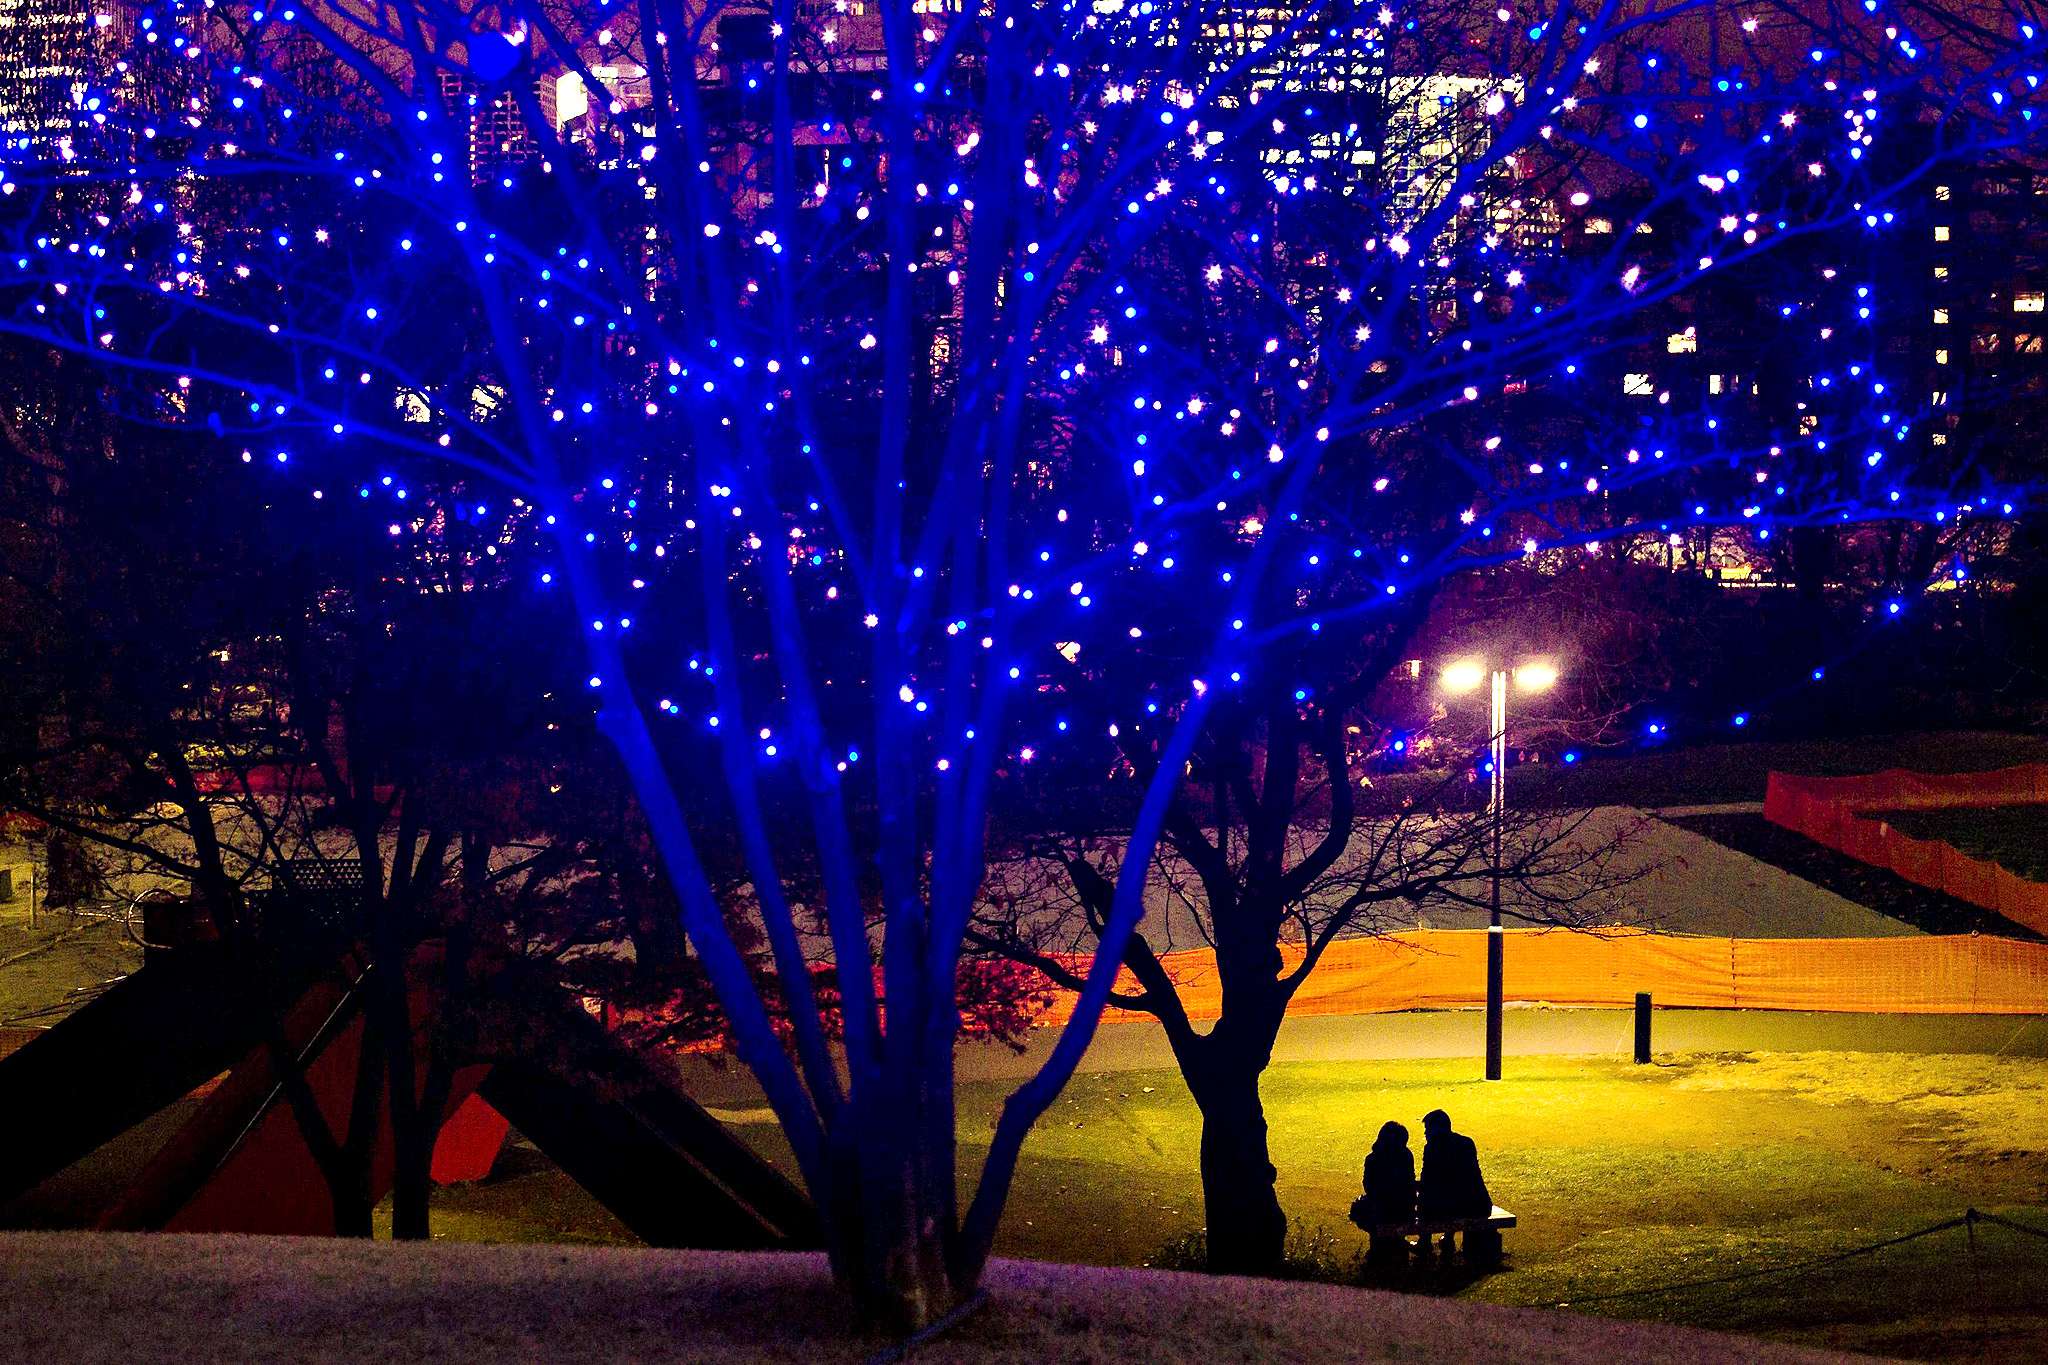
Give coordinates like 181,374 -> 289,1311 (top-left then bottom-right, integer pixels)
1396,1205 -> 1517,1240
1359,1205 -> 1517,1265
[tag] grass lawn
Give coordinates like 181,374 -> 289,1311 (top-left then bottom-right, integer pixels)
959,1052 -> 2048,1359
418,1047 -> 2048,1360
0,914 -> 141,1028
1878,805 -> 2048,884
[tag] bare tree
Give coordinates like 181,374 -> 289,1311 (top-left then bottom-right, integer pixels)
0,373 -> 599,1237
973,675 -> 1645,1275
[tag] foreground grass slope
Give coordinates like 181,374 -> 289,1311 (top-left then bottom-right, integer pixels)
0,1232 -> 1864,1364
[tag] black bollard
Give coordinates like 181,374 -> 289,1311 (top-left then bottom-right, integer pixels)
1633,992 -> 1652,1064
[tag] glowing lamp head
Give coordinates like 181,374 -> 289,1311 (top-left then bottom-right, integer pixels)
1512,661 -> 1560,693
1440,658 -> 1487,694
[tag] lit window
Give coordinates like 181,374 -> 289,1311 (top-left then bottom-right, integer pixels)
1935,348 -> 1950,365
1934,184 -> 1952,201
1933,266 -> 1949,279
1931,432 -> 1948,444
1666,327 -> 1697,354
1622,373 -> 1655,395
1584,217 -> 1613,234
1933,308 -> 1950,324
1708,373 -> 1725,394
1934,225 -> 1951,242
2015,292 -> 2044,312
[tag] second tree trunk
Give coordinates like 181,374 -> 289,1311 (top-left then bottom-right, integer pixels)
1190,1057 -> 1287,1277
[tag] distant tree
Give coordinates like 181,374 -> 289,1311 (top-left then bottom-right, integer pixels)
39,827 -> 108,908
0,354 -> 592,1235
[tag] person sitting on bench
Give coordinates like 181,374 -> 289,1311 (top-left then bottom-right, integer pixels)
1420,1108 -> 1500,1269
1359,1121 -> 1416,1270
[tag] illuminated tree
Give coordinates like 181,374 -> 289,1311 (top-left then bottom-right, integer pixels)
2,0 -> 2038,1327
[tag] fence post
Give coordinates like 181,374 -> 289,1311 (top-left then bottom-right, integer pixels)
1633,992 -> 1652,1064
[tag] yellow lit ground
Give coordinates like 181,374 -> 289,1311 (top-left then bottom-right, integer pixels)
416,1047 -> 2048,1360
973,1052 -> 2048,1359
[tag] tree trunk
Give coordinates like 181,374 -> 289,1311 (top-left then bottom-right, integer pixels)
335,992 -> 389,1238
331,1176 -> 376,1239
388,836 -> 477,1242
1789,525 -> 1834,609
1188,1054 -> 1287,1278
388,1046 -> 453,1242
823,1077 -> 965,1334
847,1177 -> 957,1335
388,1130 -> 433,1240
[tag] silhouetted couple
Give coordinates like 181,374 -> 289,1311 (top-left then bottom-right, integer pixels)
1359,1110 -> 1501,1272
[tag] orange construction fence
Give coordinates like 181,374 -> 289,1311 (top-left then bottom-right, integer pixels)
1036,928 -> 2048,1026
1764,765 -> 2048,937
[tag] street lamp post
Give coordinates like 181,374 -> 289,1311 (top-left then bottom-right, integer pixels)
1487,668 -> 1505,1082
1441,656 -> 1558,1081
